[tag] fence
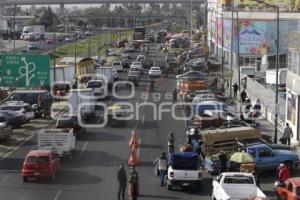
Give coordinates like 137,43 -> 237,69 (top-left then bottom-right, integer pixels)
245,77 -> 286,131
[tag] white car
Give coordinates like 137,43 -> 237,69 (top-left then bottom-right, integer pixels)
131,62 -> 143,73
149,66 -> 162,76
112,68 -> 118,80
129,66 -> 140,77
111,61 -> 123,72
136,55 -> 147,61
0,101 -> 34,121
86,80 -> 106,98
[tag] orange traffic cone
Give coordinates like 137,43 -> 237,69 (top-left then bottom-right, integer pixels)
128,149 -> 139,167
129,130 -> 138,150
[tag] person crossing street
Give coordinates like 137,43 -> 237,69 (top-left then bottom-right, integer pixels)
153,152 -> 168,186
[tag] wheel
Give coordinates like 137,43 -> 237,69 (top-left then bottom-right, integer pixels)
212,196 -> 216,200
167,183 -> 172,190
23,177 -> 28,182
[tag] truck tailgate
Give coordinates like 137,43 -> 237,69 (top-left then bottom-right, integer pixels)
173,170 -> 201,181
223,185 -> 261,199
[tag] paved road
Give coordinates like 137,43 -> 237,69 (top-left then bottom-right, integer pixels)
0,42 -> 297,200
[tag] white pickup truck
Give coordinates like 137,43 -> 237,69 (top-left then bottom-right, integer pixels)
212,172 -> 266,200
167,152 -> 202,190
38,128 -> 76,160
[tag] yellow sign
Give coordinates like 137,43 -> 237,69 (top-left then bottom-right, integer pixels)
112,34 -> 118,41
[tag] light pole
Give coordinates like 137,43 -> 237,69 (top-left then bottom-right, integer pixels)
13,4 -> 16,55
220,12 -> 224,90
257,1 -> 280,143
53,17 -> 57,82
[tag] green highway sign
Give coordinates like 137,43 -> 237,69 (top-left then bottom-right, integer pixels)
2,55 -> 50,88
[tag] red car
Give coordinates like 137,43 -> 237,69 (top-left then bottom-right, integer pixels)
46,38 -> 53,44
277,177 -> 300,200
22,150 -> 60,182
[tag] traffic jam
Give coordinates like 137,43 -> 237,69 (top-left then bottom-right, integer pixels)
0,25 -> 298,200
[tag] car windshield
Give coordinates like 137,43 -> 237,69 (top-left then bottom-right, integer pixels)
127,76 -> 137,81
223,176 -> 254,184
0,116 -> 6,123
151,67 -> 160,70
26,156 -> 49,164
56,117 -> 77,128
87,81 -> 102,88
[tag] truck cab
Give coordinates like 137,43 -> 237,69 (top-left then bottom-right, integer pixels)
245,144 -> 299,171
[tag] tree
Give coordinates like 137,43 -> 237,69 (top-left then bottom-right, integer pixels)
39,6 -> 59,31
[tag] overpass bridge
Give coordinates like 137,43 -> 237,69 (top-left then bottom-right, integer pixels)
0,0 -> 205,5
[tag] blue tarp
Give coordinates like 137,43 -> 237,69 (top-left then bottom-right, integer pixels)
169,152 -> 199,170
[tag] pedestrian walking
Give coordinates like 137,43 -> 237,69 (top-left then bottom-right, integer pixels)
240,90 -> 247,103
283,123 -> 293,146
218,150 -> 228,173
117,164 -> 127,200
168,132 -> 175,154
172,89 -> 177,104
129,167 -> 139,200
278,163 -> 290,184
153,152 -> 168,186
233,83 -> 239,99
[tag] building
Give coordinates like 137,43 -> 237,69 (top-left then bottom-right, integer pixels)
207,0 -> 300,73
0,16 -> 35,39
286,31 -> 300,143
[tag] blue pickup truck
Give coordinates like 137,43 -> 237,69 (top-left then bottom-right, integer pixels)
205,143 -> 299,174
246,144 -> 299,171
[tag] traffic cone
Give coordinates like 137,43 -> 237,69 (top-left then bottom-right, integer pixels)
129,130 -> 138,150
128,149 -> 139,167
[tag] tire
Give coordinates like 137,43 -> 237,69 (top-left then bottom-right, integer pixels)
167,183 -> 172,190
23,177 -> 28,182
212,196 -> 216,200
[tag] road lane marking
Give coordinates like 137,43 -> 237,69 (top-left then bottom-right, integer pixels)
54,189 -> 62,200
137,139 -> 141,159
79,142 -> 88,156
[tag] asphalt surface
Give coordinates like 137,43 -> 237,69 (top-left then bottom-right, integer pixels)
0,42 -> 298,200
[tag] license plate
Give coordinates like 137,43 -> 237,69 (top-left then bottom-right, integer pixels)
34,172 -> 40,176
182,183 -> 189,186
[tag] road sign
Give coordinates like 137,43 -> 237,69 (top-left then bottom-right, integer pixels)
1,55 -> 50,88
112,33 -> 118,41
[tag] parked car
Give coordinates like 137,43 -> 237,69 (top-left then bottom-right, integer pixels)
276,177 -> 300,200
27,42 -> 38,50
56,115 -> 85,136
0,101 -> 34,121
149,66 -> 162,76
0,110 -> 26,128
65,37 -> 74,42
22,150 -> 60,182
126,75 -> 139,87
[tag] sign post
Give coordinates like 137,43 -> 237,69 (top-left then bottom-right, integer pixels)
1,55 -> 50,88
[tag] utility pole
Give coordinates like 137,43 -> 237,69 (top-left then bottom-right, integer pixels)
274,6 -> 280,143
53,17 -> 57,82
74,16 -> 77,83
221,13 -> 224,90
230,8 -> 234,98
13,4 -> 16,55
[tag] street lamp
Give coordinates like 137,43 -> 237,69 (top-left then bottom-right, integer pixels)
257,0 -> 280,143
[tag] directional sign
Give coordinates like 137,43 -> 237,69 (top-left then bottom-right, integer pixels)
2,55 -> 50,88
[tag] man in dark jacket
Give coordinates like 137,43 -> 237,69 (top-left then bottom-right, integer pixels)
117,164 -> 127,200
129,167 -> 139,200
218,150 -> 228,173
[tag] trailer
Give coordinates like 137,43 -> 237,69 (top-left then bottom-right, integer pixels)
38,128 -> 76,160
